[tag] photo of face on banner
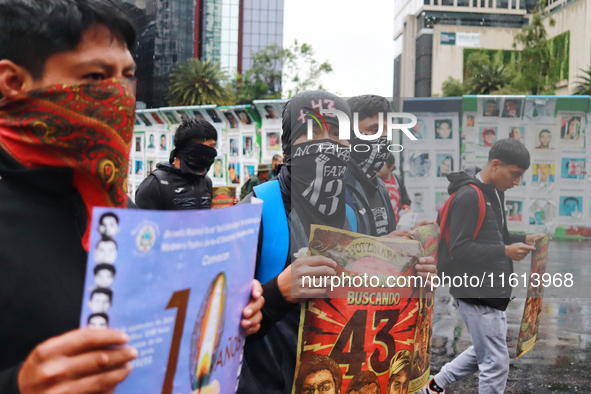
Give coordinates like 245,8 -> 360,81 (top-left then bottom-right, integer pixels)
435,191 -> 450,212
532,163 -> 555,185
506,200 -> 523,221
435,119 -> 452,140
266,132 -> 281,152
159,134 -> 168,152
135,135 -> 143,152
411,119 -> 426,139
561,158 -> 586,180
206,109 -> 222,123
436,154 -> 453,177
560,116 -> 584,148
229,138 -> 239,157
213,158 -> 224,179
483,98 -> 500,117
264,104 -> 279,119
228,162 -> 240,184
559,196 -> 583,218
501,98 -> 523,118
244,164 -> 255,181
224,112 -> 239,129
509,127 -> 526,145
413,192 -> 424,213
534,127 -> 555,150
479,127 -> 497,148
406,152 -> 430,178
234,109 -> 252,125
243,135 -> 254,157
147,133 -> 156,149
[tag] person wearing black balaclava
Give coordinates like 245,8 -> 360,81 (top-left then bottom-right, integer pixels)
345,95 -> 399,237
135,118 -> 217,210
237,90 -> 352,394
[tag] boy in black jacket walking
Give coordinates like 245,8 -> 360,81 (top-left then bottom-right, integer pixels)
423,139 -> 542,394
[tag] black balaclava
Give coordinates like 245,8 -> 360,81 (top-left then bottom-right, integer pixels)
169,119 -> 218,176
278,91 -> 352,236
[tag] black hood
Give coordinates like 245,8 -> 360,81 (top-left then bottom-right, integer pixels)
156,161 -> 182,174
446,166 -> 496,195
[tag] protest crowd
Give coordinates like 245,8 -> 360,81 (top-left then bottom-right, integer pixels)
0,1 -> 551,394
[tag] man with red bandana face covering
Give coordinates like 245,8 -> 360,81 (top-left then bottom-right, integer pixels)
0,1 -> 264,393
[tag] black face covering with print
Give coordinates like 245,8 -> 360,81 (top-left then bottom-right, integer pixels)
290,139 -> 350,236
351,136 -> 389,181
171,143 -> 217,176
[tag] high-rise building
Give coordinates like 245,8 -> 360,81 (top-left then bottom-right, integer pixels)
119,0 -> 284,108
393,0 -> 590,97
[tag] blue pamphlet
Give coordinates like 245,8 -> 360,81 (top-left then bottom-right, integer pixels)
79,203 -> 262,394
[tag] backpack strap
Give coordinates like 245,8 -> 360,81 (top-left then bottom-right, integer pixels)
437,184 -> 486,255
253,180 -> 289,284
151,170 -> 173,210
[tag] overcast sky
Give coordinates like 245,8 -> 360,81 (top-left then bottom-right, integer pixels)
283,0 -> 395,98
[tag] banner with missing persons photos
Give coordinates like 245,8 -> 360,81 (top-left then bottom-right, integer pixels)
79,203 -> 262,394
293,224 -> 440,394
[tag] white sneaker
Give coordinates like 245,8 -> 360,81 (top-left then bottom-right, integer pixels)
419,376 -> 445,394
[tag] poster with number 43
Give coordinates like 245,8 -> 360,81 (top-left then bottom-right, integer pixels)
79,203 -> 262,394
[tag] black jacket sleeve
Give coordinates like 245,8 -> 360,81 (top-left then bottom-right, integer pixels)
0,364 -> 22,394
395,174 -> 412,207
135,175 -> 163,210
509,233 -> 527,244
448,187 -> 506,263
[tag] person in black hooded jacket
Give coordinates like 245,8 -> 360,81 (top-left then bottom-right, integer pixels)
135,118 -> 217,210
423,139 -> 543,394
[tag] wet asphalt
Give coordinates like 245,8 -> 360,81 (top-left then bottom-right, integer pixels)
430,240 -> 591,393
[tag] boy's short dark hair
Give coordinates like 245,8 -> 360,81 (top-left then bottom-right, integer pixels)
539,129 -> 551,137
488,138 -> 530,170
174,118 -> 218,148
347,95 -> 392,122
437,120 -> 452,128
295,355 -> 342,394
87,312 -> 109,325
90,287 -> 113,302
93,263 -> 116,276
0,0 -> 136,79
99,212 -> 119,225
95,238 -> 118,250
564,197 -> 580,206
386,152 -> 396,167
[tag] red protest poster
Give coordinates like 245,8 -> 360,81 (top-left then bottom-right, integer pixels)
516,234 -> 550,359
212,186 -> 237,209
293,224 -> 440,394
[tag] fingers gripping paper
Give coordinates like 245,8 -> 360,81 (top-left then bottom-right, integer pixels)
293,224 -> 440,394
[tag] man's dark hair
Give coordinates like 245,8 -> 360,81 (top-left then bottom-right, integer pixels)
0,0 -> 136,79
564,197 -> 580,206
346,371 -> 380,394
87,312 -> 109,325
386,152 -> 395,167
272,154 -> 282,161
488,138 -> 530,170
93,263 -> 116,277
295,355 -> 342,394
90,287 -> 113,302
436,119 -> 452,129
482,128 -> 496,136
96,238 -> 118,250
265,105 -> 274,110
99,212 -> 119,225
347,95 -> 392,122
174,118 -> 218,149
539,129 -> 551,137
486,99 -> 497,105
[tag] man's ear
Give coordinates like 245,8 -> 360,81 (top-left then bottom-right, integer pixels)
0,60 -> 34,98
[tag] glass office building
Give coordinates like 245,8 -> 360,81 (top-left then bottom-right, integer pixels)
119,0 -> 284,108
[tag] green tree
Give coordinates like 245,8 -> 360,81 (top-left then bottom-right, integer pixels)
231,41 -> 333,102
468,63 -> 513,95
574,67 -> 591,95
167,59 -> 235,106
513,0 -> 556,94
441,76 -> 467,97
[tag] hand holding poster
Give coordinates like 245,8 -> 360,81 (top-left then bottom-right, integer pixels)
516,234 -> 550,358
80,203 -> 262,394
293,224 -> 439,394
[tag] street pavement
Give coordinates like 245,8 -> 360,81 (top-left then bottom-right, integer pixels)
430,239 -> 591,393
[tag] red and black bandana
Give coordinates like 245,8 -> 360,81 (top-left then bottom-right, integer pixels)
0,78 -> 135,251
